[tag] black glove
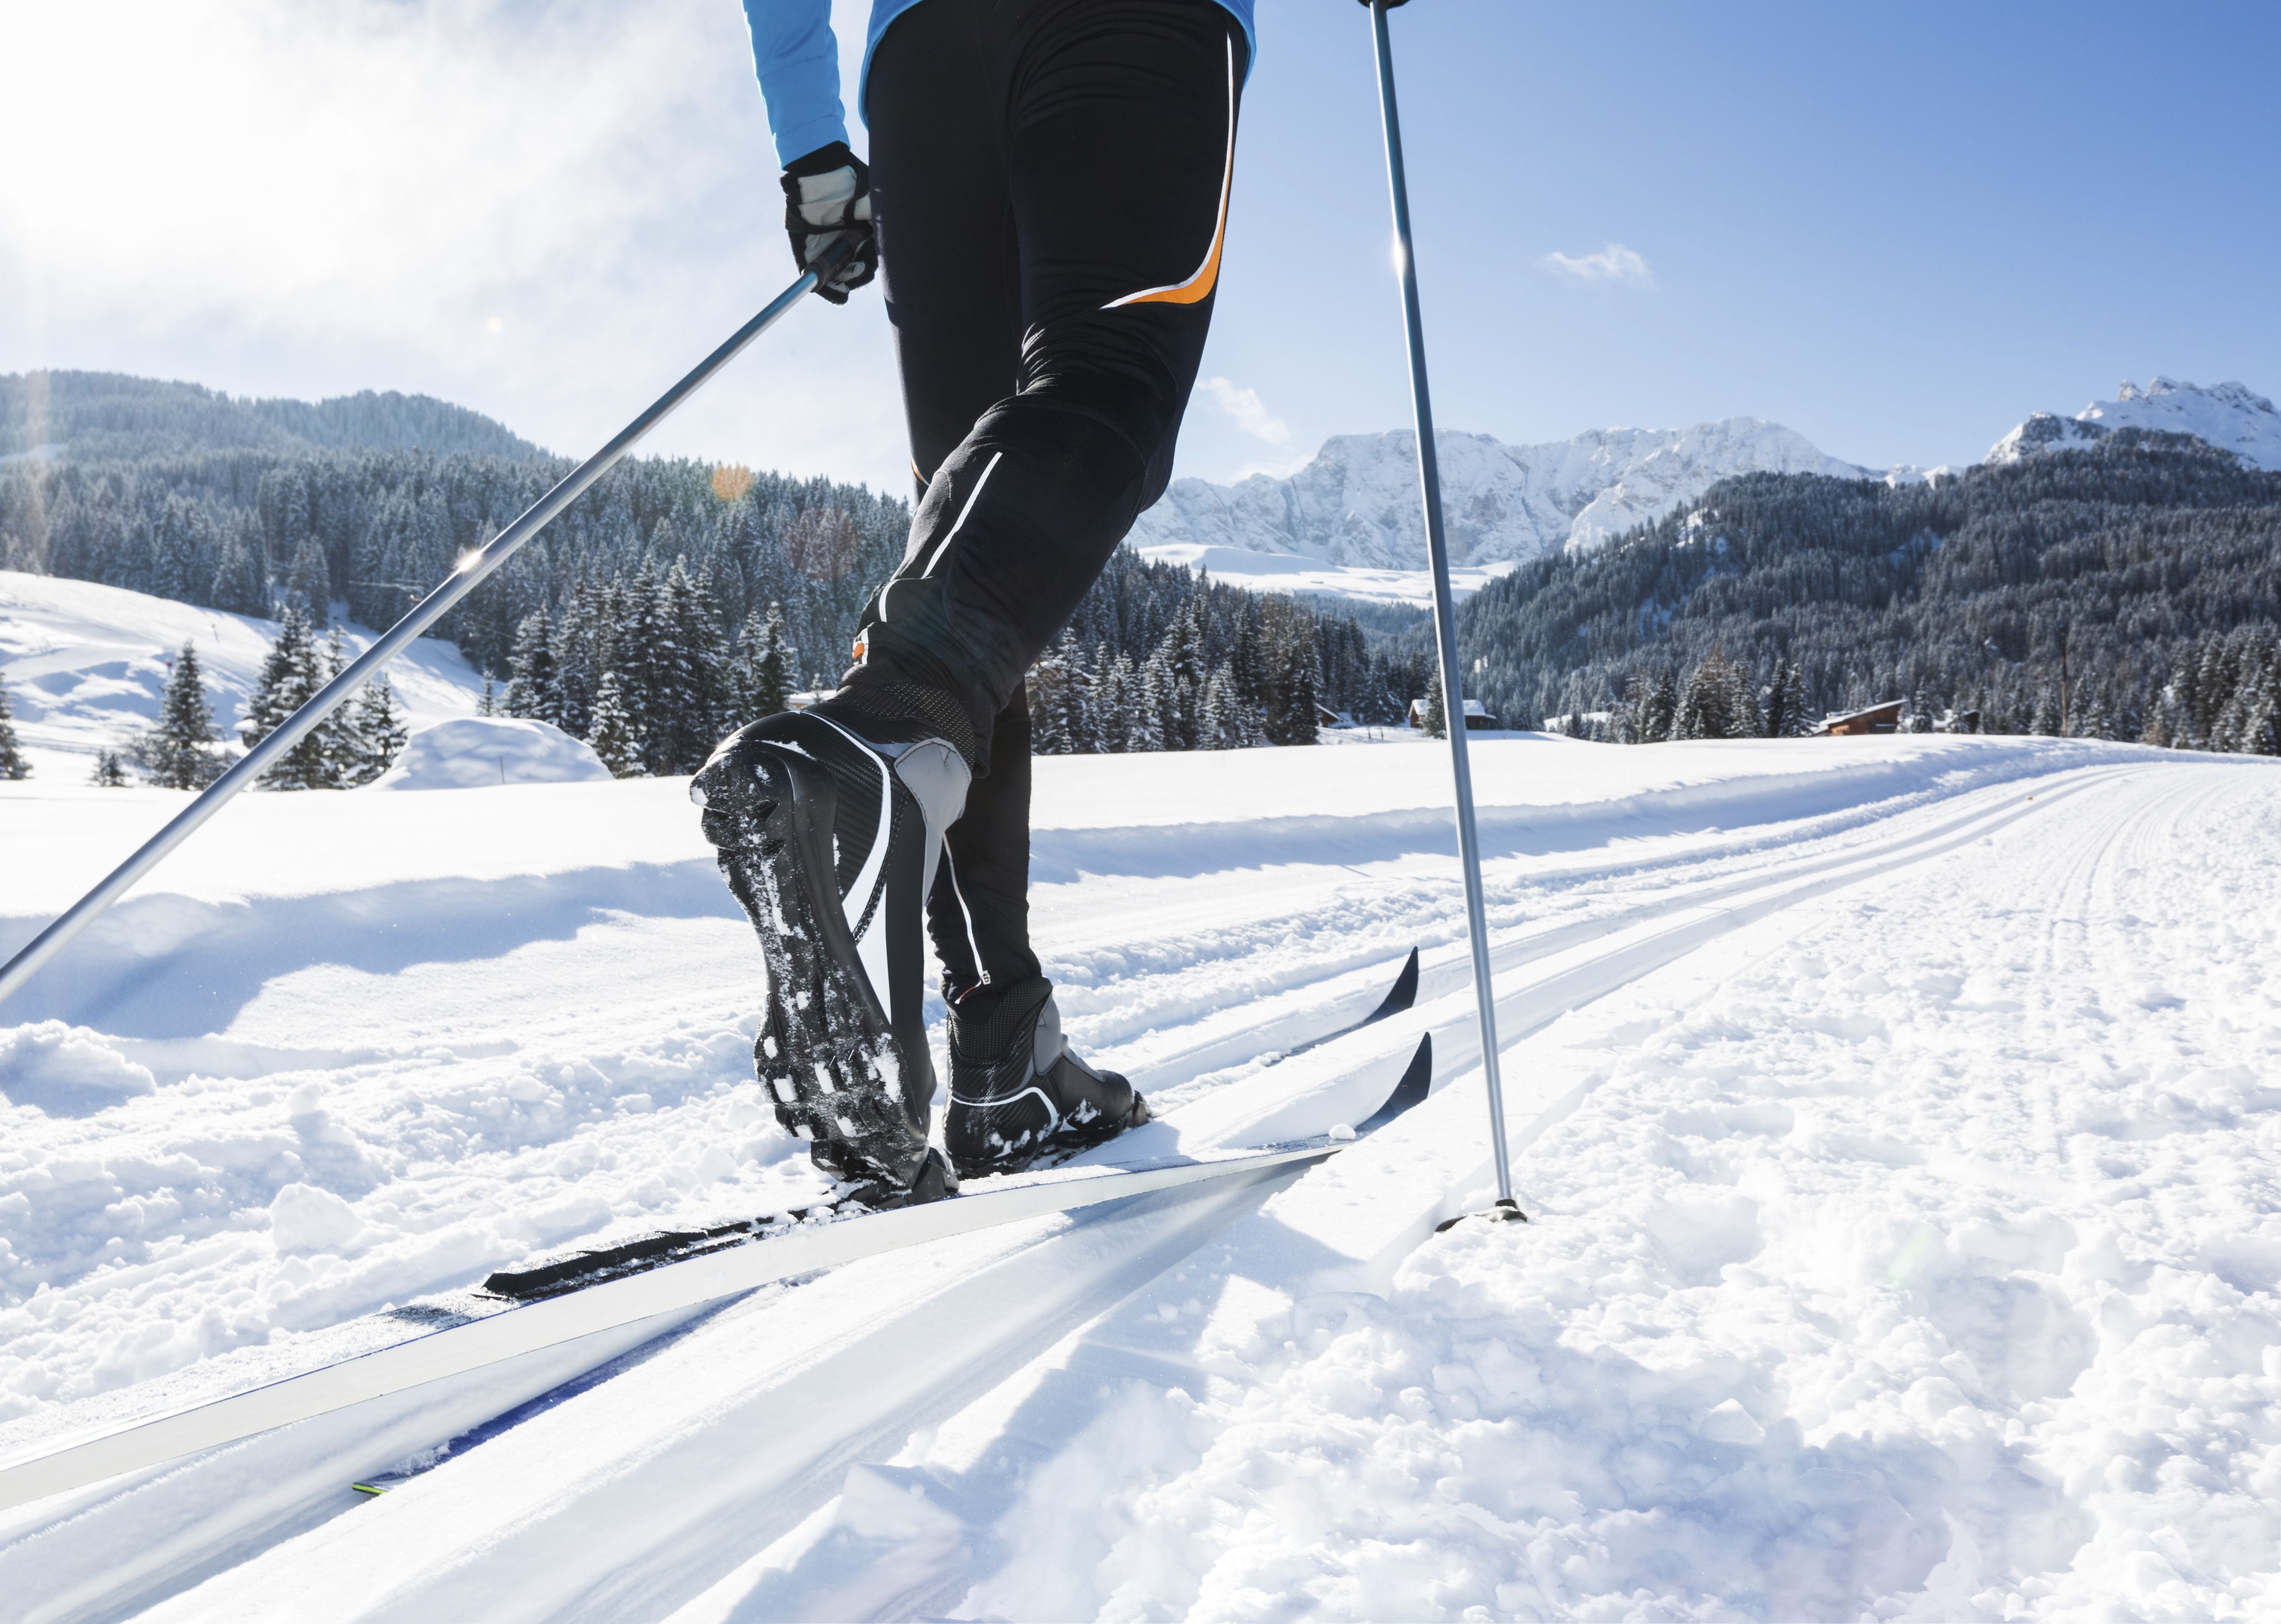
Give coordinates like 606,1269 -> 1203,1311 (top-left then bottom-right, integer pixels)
781,141 -> 876,305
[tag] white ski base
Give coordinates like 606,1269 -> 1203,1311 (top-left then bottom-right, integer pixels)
0,1138 -> 1348,1512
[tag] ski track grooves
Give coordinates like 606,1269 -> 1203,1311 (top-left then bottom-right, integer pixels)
5,764 -> 2160,1622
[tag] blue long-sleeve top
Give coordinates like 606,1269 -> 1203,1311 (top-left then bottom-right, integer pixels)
743,0 -> 1256,165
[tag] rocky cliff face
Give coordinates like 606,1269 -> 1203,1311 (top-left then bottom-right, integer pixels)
1987,378 -> 2281,471
1129,418 -> 1874,567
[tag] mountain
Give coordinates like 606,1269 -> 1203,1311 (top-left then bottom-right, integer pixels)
1128,419 -> 1883,570
1443,429 -> 2281,744
0,371 -> 545,463
1987,378 -> 2281,471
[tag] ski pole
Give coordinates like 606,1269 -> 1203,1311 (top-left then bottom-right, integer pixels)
1365,0 -> 1522,1225
0,243 -> 852,1014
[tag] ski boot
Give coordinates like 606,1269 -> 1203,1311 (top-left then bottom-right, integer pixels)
944,976 -> 1150,1178
693,690 -> 971,1207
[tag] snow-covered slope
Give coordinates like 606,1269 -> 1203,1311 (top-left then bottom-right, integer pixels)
1130,419 -> 1875,573
1986,377 -> 2281,470
6,731 -> 2277,1621
0,571 -> 487,777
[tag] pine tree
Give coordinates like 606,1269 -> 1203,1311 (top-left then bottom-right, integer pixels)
478,674 -> 498,717
1201,664 -> 1250,749
1772,658 -> 1810,738
729,602 -> 794,723
586,668 -> 645,777
2028,684 -> 2062,737
1100,654 -> 1137,752
1131,655 -> 1169,752
312,624 -> 362,784
0,671 -> 29,780
89,749 -> 130,787
137,639 -> 227,789
505,606 -> 558,724
1420,673 -> 1447,739
281,532 -> 330,615
1028,650 -> 1072,755
242,607 -> 336,789
349,674 -> 408,784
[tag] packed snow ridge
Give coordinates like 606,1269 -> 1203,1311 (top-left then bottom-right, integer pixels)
1985,377 -> 2281,471
1128,418 -> 1885,572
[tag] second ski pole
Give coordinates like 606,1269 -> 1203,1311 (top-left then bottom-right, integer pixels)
1365,0 -> 1524,1225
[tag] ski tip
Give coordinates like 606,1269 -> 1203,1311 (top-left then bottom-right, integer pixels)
1355,1033 -> 1432,1135
1363,947 -> 1421,1025
350,1482 -> 387,1496
1434,1197 -> 1529,1233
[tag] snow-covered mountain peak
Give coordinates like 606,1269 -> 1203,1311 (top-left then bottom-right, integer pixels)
1987,377 -> 2281,470
1128,416 -> 1871,573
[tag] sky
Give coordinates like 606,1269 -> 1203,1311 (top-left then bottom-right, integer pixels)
3,0 -> 2277,496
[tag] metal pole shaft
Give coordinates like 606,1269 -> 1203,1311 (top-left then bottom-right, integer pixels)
1369,1 -> 1514,1204
0,256 -> 839,1012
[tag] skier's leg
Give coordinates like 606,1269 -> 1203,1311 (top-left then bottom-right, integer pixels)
848,0 -> 1247,768
926,689 -> 1041,999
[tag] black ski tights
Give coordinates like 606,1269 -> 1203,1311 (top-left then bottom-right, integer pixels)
855,0 -> 1244,998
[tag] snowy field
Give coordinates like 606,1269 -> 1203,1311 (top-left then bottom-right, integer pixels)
0,711 -> 2276,1620
0,570 -> 487,779
1129,542 -> 1514,609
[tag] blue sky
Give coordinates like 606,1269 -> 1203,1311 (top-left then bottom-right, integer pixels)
2,0 -> 2275,492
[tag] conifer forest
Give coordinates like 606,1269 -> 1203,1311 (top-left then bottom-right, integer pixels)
1449,430 -> 2281,754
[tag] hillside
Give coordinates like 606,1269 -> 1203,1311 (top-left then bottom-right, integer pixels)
1447,431 -> 2281,744
0,372 -> 543,464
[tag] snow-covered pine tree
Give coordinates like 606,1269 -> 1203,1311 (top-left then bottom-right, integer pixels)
647,557 -> 730,773
548,574 -> 601,739
350,673 -> 408,784
89,750 -> 130,787
312,624 -> 364,784
1028,650 -> 1071,755
242,607 -> 336,790
586,668 -> 645,777
0,670 -> 29,779
1100,653 -> 1137,752
729,602 -> 794,724
281,532 -> 330,616
2028,684 -> 2062,736
137,639 -> 227,789
1724,652 -> 1761,737
1201,665 -> 1250,749
1420,673 -> 1446,739
1055,633 -> 1098,753
2239,658 -> 2281,757
505,606 -> 558,724
1764,656 -> 1810,738
1676,646 -> 1746,739
1131,654 -> 1169,752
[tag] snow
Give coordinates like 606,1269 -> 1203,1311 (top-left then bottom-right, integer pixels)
0,569 -> 488,779
2,696 -> 2277,1617
1986,377 -> 2281,471
369,716 -> 613,791
1127,542 -> 1515,608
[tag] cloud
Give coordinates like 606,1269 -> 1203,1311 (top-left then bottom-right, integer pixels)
0,0 -> 907,489
1538,243 -> 1656,287
1197,376 -> 1292,445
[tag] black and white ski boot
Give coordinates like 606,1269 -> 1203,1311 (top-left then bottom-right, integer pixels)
693,694 -> 970,1207
944,976 -> 1150,1178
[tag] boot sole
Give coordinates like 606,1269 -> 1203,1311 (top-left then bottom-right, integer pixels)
701,743 -> 923,1182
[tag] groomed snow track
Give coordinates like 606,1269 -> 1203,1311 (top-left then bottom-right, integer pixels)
0,754 -> 2190,1621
